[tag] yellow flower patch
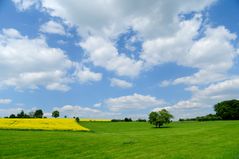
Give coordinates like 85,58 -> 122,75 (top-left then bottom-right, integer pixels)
0,118 -> 89,131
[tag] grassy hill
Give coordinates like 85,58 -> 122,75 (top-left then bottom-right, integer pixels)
0,121 -> 239,158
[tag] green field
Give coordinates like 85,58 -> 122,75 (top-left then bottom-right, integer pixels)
0,121 -> 239,159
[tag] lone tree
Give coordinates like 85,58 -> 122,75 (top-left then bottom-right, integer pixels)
52,110 -> 60,118
34,109 -> 43,118
214,99 -> 239,120
149,109 -> 173,128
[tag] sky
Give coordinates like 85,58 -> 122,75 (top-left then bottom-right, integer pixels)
0,0 -> 239,119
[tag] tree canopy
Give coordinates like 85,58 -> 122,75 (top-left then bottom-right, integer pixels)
34,109 -> 44,118
149,109 -> 173,127
52,110 -> 60,118
214,99 -> 239,120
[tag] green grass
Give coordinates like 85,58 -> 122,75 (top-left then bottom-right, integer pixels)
0,121 -> 239,159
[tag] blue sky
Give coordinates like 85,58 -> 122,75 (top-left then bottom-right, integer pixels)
0,0 -> 239,119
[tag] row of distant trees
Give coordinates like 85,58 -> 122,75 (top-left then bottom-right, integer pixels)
111,118 -> 147,122
148,99 -> 239,127
179,99 -> 239,121
7,109 -> 60,118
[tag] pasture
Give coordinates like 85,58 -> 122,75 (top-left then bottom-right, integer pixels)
0,121 -> 239,159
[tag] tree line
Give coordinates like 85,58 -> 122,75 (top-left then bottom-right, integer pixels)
179,99 -> 239,121
6,109 -> 60,118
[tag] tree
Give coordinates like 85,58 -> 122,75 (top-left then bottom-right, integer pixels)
214,99 -> 239,120
52,110 -> 60,118
124,117 -> 132,122
34,109 -> 43,118
75,117 -> 80,123
17,110 -> 25,118
149,109 -> 173,128
9,114 -> 16,118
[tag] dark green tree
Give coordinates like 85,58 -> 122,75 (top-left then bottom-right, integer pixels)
17,110 -> 25,118
9,114 -> 16,118
52,110 -> 60,118
149,109 -> 173,127
34,109 -> 44,118
75,117 -> 80,123
214,99 -> 239,120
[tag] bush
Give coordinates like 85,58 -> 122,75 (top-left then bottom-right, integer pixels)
124,118 -> 132,122
111,119 -> 123,122
75,117 -> 80,123
9,114 -> 16,118
179,114 -> 221,122
136,119 -> 147,122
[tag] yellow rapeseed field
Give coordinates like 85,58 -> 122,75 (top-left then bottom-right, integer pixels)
0,118 -> 89,131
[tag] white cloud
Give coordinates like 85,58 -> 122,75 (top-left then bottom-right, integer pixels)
12,0 -> 39,11
40,20 -> 66,35
80,36 -> 143,77
93,102 -> 102,108
73,63 -> 102,84
0,28 -> 73,91
46,82 -> 70,92
110,78 -> 132,89
0,99 -> 12,104
0,107 -> 23,117
142,18 -> 237,86
39,0 -> 215,39
54,105 -> 119,118
157,77 -> 239,119
105,93 -> 165,111
12,0 -> 223,81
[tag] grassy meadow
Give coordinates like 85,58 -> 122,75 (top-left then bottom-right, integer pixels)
0,121 -> 239,159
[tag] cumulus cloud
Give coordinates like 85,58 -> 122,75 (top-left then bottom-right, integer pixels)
0,99 -> 12,104
73,63 -> 102,84
105,93 -> 165,111
0,28 -> 73,91
40,20 -> 66,35
12,0 -> 39,11
0,28 -> 101,91
80,36 -> 143,77
54,105 -> 119,118
110,78 -> 133,89
0,107 -> 23,117
13,0 -> 221,79
156,78 -> 239,118
148,22 -> 237,86
38,0 -> 215,39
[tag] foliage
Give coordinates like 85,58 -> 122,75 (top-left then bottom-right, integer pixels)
9,114 -> 16,118
214,99 -> 239,120
136,118 -> 147,122
75,117 -> 80,123
111,118 -> 133,122
124,118 -> 132,122
52,110 -> 60,118
179,114 -> 221,122
148,109 -> 173,127
34,109 -> 44,118
16,110 -> 30,118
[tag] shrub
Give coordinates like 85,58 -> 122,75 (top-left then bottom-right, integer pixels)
75,117 -> 80,123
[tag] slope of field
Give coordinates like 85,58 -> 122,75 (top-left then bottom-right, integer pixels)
0,121 -> 239,159
0,118 -> 89,131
